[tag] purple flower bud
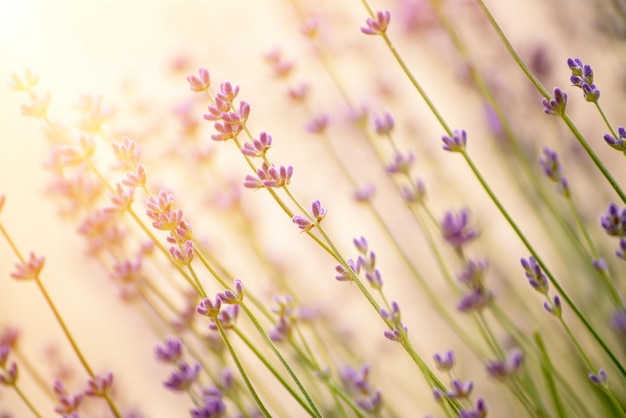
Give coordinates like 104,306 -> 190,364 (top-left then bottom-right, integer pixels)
196,297 -> 222,318
600,203 -> 626,237
0,361 -> 17,386
610,309 -> 626,336
582,83 -> 600,102
353,184 -> 375,202
441,208 -> 479,249
383,328 -> 402,341
542,88 -> 567,115
353,237 -> 368,254
218,279 -> 244,304
335,260 -> 358,281
434,350 -> 455,371
521,256 -> 549,294
385,152 -> 415,175
365,269 -> 383,289
457,288 -> 493,313
589,369 -> 608,386
163,362 -> 200,392
441,129 -> 467,152
457,259 -> 489,289
544,295 -> 562,317
374,112 -> 394,135
603,129 -> 626,151
447,378 -> 474,398
155,337 -> 183,363
209,305 -> 240,330
0,345 -> 9,368
361,10 -> 391,36
191,392 -> 227,418
567,58 -> 600,102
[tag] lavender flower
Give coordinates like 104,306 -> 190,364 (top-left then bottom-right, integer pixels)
485,348 -> 524,381
459,399 -> 487,418
441,209 -> 479,249
520,256 -> 549,294
603,127 -> 626,151
433,350 -> 455,372
374,112 -> 394,135
457,288 -> 493,313
539,147 -> 569,196
457,259 -> 489,289
541,88 -> 567,115
447,378 -> 474,399
589,369 -> 608,386
567,57 -> 600,102
163,362 -> 201,392
361,10 -> 391,35
441,130 -> 467,152
190,393 -> 227,418
600,203 -> 626,237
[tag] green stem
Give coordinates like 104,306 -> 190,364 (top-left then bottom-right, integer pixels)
474,0 -> 626,204
233,328 -> 316,416
13,383 -> 43,418
214,320 -> 271,417
594,102 -> 617,140
534,332 -> 566,418
238,303 -> 323,418
460,151 -> 625,377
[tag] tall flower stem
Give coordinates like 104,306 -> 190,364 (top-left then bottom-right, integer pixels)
533,332 -> 566,418
12,383 -> 43,418
0,222 -> 122,418
473,0 -> 626,205
459,151 -> 625,377
214,319 -> 271,417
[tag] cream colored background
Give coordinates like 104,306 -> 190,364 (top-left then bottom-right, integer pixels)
1,0 -> 625,417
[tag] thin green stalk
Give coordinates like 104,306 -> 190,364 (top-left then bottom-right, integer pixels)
491,305 -> 593,418
473,0 -> 626,205
233,327 -> 316,416
13,383 -> 43,418
534,332 -> 566,418
604,386 -> 626,418
214,320 -> 271,418
565,197 -> 622,307
459,151 -> 625,377
358,0 -> 452,134
594,102 -> 617,140
238,303 -> 323,418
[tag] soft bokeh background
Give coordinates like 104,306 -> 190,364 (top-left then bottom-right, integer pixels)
1,0 -> 626,416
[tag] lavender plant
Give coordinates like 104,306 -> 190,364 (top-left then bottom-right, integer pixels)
2,1 -> 626,417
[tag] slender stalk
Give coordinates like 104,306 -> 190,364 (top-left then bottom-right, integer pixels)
534,332 -> 566,418
460,151 -> 625,377
13,383 -> 43,418
473,0 -> 626,205
214,320 -> 271,417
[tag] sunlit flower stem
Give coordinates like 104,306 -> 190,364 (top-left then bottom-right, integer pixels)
594,102 -> 618,140
191,250 -> 324,418
12,383 -> 43,418
13,347 -> 55,401
232,327 -> 320,417
459,150 -> 625,378
359,0 -> 452,135
533,332 -> 566,418
213,319 -> 271,417
473,0 -> 626,205
357,0 -> 623,377
563,197 -> 623,307
0,222 -> 122,418
430,0 -> 595,273
41,116 -> 207,298
491,306 -> 594,417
